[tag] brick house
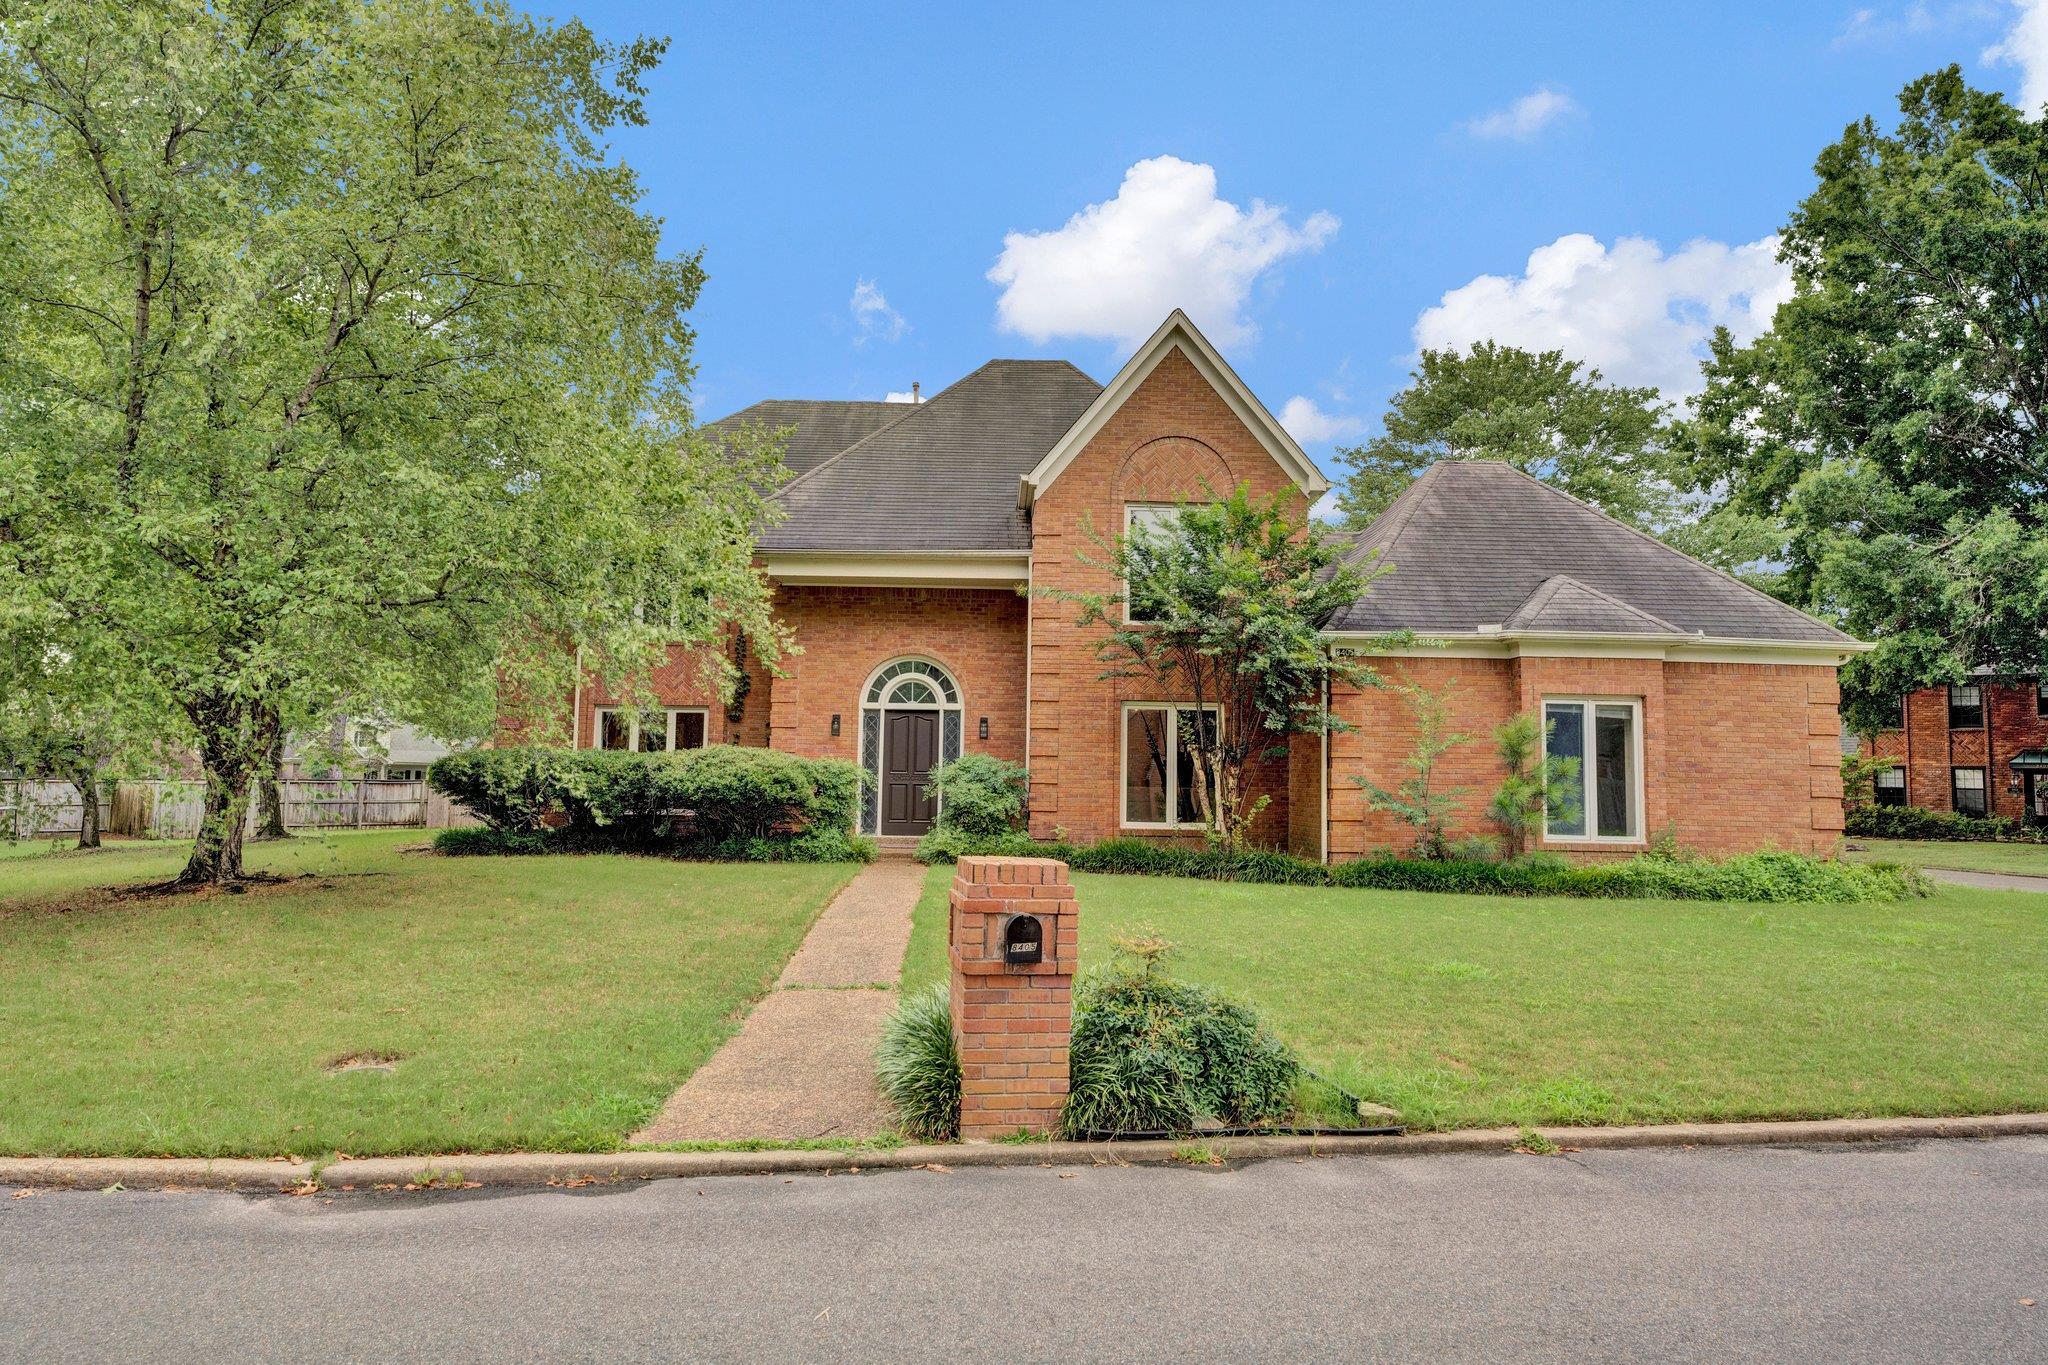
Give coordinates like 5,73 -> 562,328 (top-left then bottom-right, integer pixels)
1858,675 -> 2048,826
572,311 -> 1864,858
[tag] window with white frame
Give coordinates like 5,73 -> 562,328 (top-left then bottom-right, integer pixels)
594,706 -> 708,753
1121,703 -> 1219,828
1543,698 -> 1642,841
1873,766 -> 1906,807
1951,765 -> 1987,816
1122,503 -> 1188,623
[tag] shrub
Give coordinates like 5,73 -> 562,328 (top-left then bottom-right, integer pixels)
1845,803 -> 2048,844
1061,940 -> 1299,1138
876,985 -> 961,1141
925,754 -> 1030,837
432,825 -> 550,856
429,744 -> 866,857
915,830 -> 1925,903
428,749 -> 579,834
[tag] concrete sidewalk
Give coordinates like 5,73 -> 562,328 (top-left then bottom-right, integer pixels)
1925,867 -> 2048,893
629,857 -> 924,1143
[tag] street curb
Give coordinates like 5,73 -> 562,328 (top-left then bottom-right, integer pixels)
5,1112 -> 2047,1192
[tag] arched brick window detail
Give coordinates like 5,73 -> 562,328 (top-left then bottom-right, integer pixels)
1116,435 -> 1234,505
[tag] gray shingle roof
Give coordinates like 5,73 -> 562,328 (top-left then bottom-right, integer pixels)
1327,461 -> 1854,645
704,399 -> 911,477
755,360 -> 1101,553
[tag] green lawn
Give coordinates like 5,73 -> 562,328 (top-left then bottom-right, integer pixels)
0,831 -> 859,1157
904,863 -> 2047,1131
1844,837 -> 2048,877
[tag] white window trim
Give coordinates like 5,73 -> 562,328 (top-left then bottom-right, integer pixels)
592,705 -> 710,753
1122,502 -> 1186,625
1541,696 -> 1646,845
1119,702 -> 1222,831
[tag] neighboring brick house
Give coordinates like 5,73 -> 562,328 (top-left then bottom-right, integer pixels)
1858,675 -> 2048,826
572,311 -> 1865,858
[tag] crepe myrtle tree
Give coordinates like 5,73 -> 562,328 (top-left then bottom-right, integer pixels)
0,1 -> 788,886
1049,483 -> 1394,850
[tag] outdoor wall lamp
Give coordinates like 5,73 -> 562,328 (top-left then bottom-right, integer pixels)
830,714 -> 841,738
978,716 -> 989,740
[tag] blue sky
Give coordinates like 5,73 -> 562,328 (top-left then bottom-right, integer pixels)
550,1 -> 2044,477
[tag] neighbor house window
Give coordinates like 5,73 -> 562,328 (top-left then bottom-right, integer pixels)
2037,682 -> 2047,718
1951,766 -> 1987,816
594,706 -> 708,752
1873,767 -> 1906,808
1948,684 -> 1984,729
1542,698 -> 1642,842
1121,703 -> 1219,828
1122,503 -> 1187,623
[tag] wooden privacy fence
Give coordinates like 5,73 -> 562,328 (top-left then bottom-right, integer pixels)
8,779 -> 478,840
0,780 -> 113,839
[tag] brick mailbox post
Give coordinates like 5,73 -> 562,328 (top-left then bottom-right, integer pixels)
948,856 -> 1078,1139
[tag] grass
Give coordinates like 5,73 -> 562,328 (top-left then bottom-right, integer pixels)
903,862 -> 2048,1132
1844,837 -> 2048,877
0,830 -> 861,1157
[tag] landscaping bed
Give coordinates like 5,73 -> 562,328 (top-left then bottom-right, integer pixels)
903,864 -> 2048,1132
0,830 -> 859,1157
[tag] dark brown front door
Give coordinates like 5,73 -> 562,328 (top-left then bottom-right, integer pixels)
882,710 -> 940,835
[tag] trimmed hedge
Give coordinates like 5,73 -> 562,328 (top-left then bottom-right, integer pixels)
1846,804 -> 2048,845
428,745 -> 871,862
917,832 -> 1928,903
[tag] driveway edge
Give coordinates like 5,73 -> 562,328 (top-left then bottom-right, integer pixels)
6,1112 -> 2047,1191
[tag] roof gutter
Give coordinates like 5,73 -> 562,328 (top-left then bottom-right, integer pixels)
1321,627 -> 1871,665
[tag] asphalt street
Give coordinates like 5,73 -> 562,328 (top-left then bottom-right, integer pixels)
3,1137 -> 2042,1362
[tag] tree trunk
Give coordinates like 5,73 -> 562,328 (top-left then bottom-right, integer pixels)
252,715 -> 290,841
176,697 -> 272,886
75,770 -> 101,849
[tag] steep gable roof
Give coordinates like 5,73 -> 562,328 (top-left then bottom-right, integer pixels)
704,399 -> 910,476
1019,310 -> 1330,508
756,360 -> 1102,554
1327,461 -> 1855,646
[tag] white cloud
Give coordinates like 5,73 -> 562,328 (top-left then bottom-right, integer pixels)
1984,0 -> 2048,114
1413,233 -> 1793,395
1278,395 -> 1364,444
1461,86 -> 1581,141
883,389 -> 922,403
988,155 -> 1338,351
1837,2 -> 1998,47
850,279 -> 907,344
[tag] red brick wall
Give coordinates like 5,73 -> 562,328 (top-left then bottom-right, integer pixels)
1025,346 -> 1307,845
765,584 -> 1028,769
1328,655 -> 1843,861
1864,682 -> 2048,818
574,641 -> 741,749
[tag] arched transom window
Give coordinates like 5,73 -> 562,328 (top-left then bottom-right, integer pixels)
865,658 -> 960,707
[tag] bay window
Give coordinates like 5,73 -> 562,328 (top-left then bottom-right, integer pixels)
1543,698 -> 1642,842
594,706 -> 708,753
1122,703 -> 1219,829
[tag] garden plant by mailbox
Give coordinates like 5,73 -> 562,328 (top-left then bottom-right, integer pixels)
947,856 -> 1078,1139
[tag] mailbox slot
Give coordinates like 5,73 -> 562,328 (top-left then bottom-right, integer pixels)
1002,913 -> 1044,966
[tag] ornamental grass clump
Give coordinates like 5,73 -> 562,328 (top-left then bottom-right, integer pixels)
875,985 -> 961,1141
1060,936 -> 1299,1139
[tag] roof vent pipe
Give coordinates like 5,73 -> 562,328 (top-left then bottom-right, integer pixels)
911,381 -> 920,402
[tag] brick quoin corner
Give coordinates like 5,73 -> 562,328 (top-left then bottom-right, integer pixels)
948,856 -> 1078,1140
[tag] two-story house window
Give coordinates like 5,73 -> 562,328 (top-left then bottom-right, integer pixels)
1948,683 -> 1984,729
1951,766 -> 1988,816
2037,681 -> 2047,718
1873,767 -> 1906,807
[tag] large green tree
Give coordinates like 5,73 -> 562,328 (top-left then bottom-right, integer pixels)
1680,66 -> 2048,733
0,1 -> 785,885
1334,342 -> 1679,529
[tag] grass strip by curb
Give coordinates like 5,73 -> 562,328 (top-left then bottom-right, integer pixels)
6,1112 -> 2046,1192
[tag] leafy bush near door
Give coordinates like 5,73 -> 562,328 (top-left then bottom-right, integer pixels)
921,753 -> 1030,838
429,746 -> 871,861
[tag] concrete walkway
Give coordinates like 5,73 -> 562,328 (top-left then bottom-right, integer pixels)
631,858 -> 924,1144
1925,867 -> 2048,893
